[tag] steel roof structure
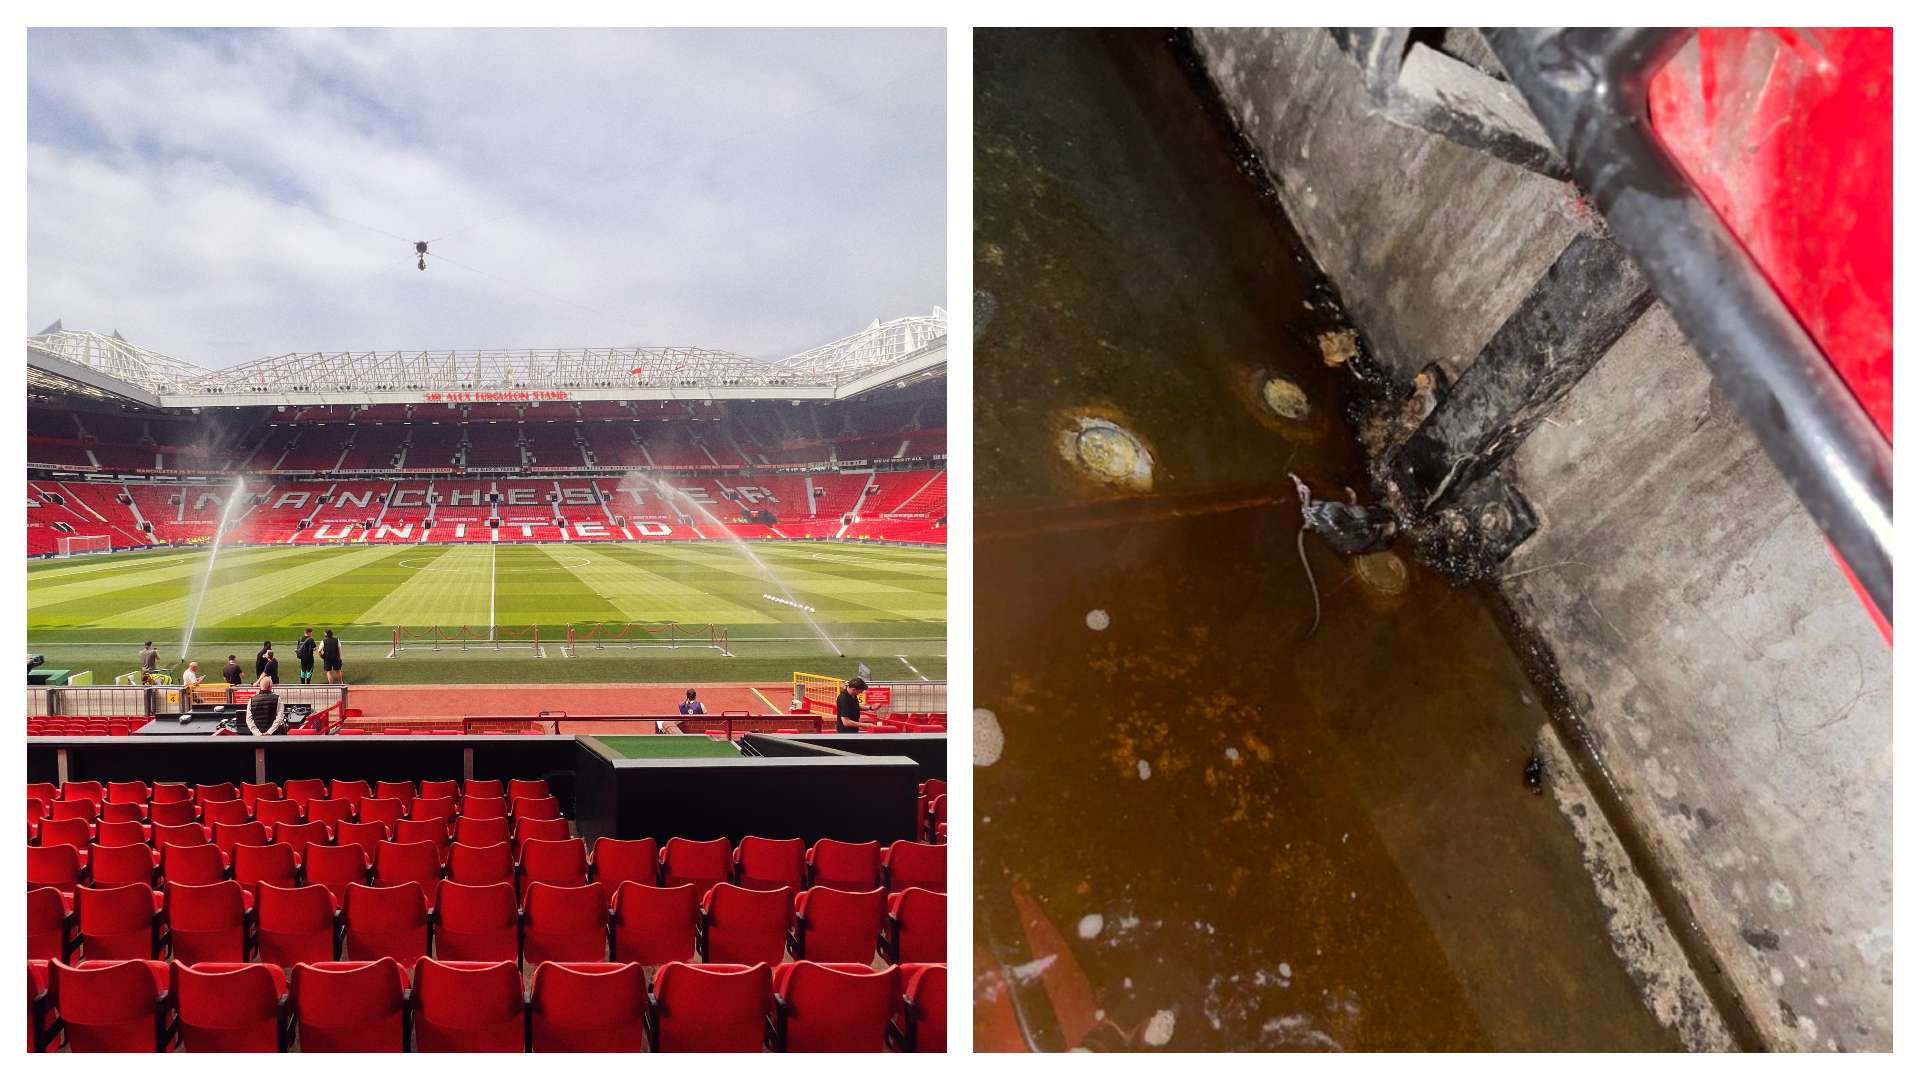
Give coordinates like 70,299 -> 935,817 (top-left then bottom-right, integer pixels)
26,308 -> 946,409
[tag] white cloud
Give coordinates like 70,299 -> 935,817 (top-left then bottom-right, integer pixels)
28,28 -> 945,366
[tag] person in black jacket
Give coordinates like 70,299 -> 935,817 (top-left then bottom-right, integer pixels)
295,629 -> 318,685
221,654 -> 243,685
321,629 -> 344,684
835,676 -> 868,733
254,641 -> 272,678
262,650 -> 280,684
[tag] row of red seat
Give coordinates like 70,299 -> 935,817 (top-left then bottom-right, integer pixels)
27,716 -> 142,737
30,877 -> 947,971
32,776 -> 552,811
30,956 -> 947,1052
32,828 -> 945,896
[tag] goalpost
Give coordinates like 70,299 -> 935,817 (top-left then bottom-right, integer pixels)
387,625 -> 545,658
56,535 -> 113,558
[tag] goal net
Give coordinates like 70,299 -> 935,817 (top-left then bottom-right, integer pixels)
57,535 -> 113,558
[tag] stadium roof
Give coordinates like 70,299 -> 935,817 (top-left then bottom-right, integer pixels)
26,308 -> 946,409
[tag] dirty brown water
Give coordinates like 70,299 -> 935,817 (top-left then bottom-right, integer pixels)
973,30 -> 1681,1051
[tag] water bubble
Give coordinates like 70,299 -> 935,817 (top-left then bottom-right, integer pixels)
1261,376 -> 1311,420
1077,913 -> 1105,939
1086,609 -> 1110,631
975,708 -> 1004,767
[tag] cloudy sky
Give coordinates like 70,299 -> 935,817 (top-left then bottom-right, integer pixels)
28,28 -> 945,368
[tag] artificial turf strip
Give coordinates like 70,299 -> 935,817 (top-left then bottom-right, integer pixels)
595,735 -> 745,758
28,540 -> 946,687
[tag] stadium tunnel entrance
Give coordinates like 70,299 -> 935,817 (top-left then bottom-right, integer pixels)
973,29 -> 1889,1052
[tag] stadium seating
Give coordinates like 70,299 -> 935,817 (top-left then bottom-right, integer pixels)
25,770 -> 947,1053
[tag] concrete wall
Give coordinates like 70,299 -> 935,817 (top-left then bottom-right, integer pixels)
1191,28 -> 1891,1051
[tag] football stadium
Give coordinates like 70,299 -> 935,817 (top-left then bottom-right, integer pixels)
26,320 -> 950,1052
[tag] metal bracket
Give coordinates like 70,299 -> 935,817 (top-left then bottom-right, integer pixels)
1328,28 -> 1570,179
1385,232 -> 1655,514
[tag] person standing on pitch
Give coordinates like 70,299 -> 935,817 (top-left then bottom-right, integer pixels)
835,676 -> 868,734
295,629 -> 318,685
138,640 -> 161,684
321,629 -> 344,684
221,654 -> 243,685
255,640 -> 272,678
262,650 -> 280,684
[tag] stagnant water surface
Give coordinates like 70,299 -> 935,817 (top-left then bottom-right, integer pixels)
973,30 -> 1678,1051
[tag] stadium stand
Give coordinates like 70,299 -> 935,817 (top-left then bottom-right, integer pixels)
26,773 -> 946,1052
29,385 -> 945,555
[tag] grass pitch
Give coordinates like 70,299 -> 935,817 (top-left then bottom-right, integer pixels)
594,735 -> 745,759
28,541 -> 946,686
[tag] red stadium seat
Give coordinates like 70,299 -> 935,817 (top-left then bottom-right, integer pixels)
150,821 -> 209,850
897,962 -> 948,1051
281,778 -> 328,809
238,782 -> 281,813
342,881 -> 430,966
508,778 -> 552,801
454,815 -> 511,848
372,839 -> 444,898
27,959 -> 50,1051
99,800 -> 147,824
663,836 -> 732,893
172,960 -> 287,1052
213,819 -> 270,859
37,816 -> 95,854
611,881 -> 699,966
75,883 -> 164,960
27,886 -> 72,962
591,836 -> 659,889
329,779 -> 371,813
884,889 -> 946,964
519,836 -> 589,897
884,839 -> 948,893
233,841 -> 300,890
256,883 -> 338,968
393,817 -> 451,858
373,780 -> 415,808
528,961 -> 650,1052
412,958 -> 526,1052
48,798 -> 99,822
701,883 -> 794,964
334,819 -> 390,852
29,844 -> 85,892
253,798 -> 303,828
62,781 -> 106,805
649,961 -> 773,1051
448,841 -> 515,887
772,961 -> 898,1051
305,797 -> 354,830
808,838 -> 882,891
461,794 -> 508,819
46,959 -> 171,1052
514,816 -> 571,851
303,843 -> 371,904
418,779 -> 460,801
511,794 -> 561,823
194,782 -> 238,805
165,880 -> 254,965
433,880 -> 520,963
93,820 -> 149,848
106,781 -> 151,804
158,841 -> 228,887
793,887 -> 887,963
736,835 -> 806,890
524,881 -> 610,965
87,842 -> 159,888
409,795 -> 455,822
151,782 -> 193,806
271,820 -> 333,864
291,958 -> 408,1052
358,796 -> 405,829
147,800 -> 197,827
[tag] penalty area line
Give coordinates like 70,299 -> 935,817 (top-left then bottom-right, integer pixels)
897,655 -> 929,680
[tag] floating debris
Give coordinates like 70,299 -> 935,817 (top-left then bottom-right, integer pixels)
1142,1009 -> 1177,1046
1317,328 -> 1358,367
1061,416 -> 1153,490
1077,913 -> 1105,939
1136,759 -> 1153,780
976,708 -> 1005,767
1086,608 -> 1111,631
1261,375 -> 1311,420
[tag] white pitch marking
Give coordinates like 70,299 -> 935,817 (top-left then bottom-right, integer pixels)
896,655 -> 929,681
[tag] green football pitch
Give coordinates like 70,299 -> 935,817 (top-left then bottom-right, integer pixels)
592,735 -> 745,759
27,541 -> 946,686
